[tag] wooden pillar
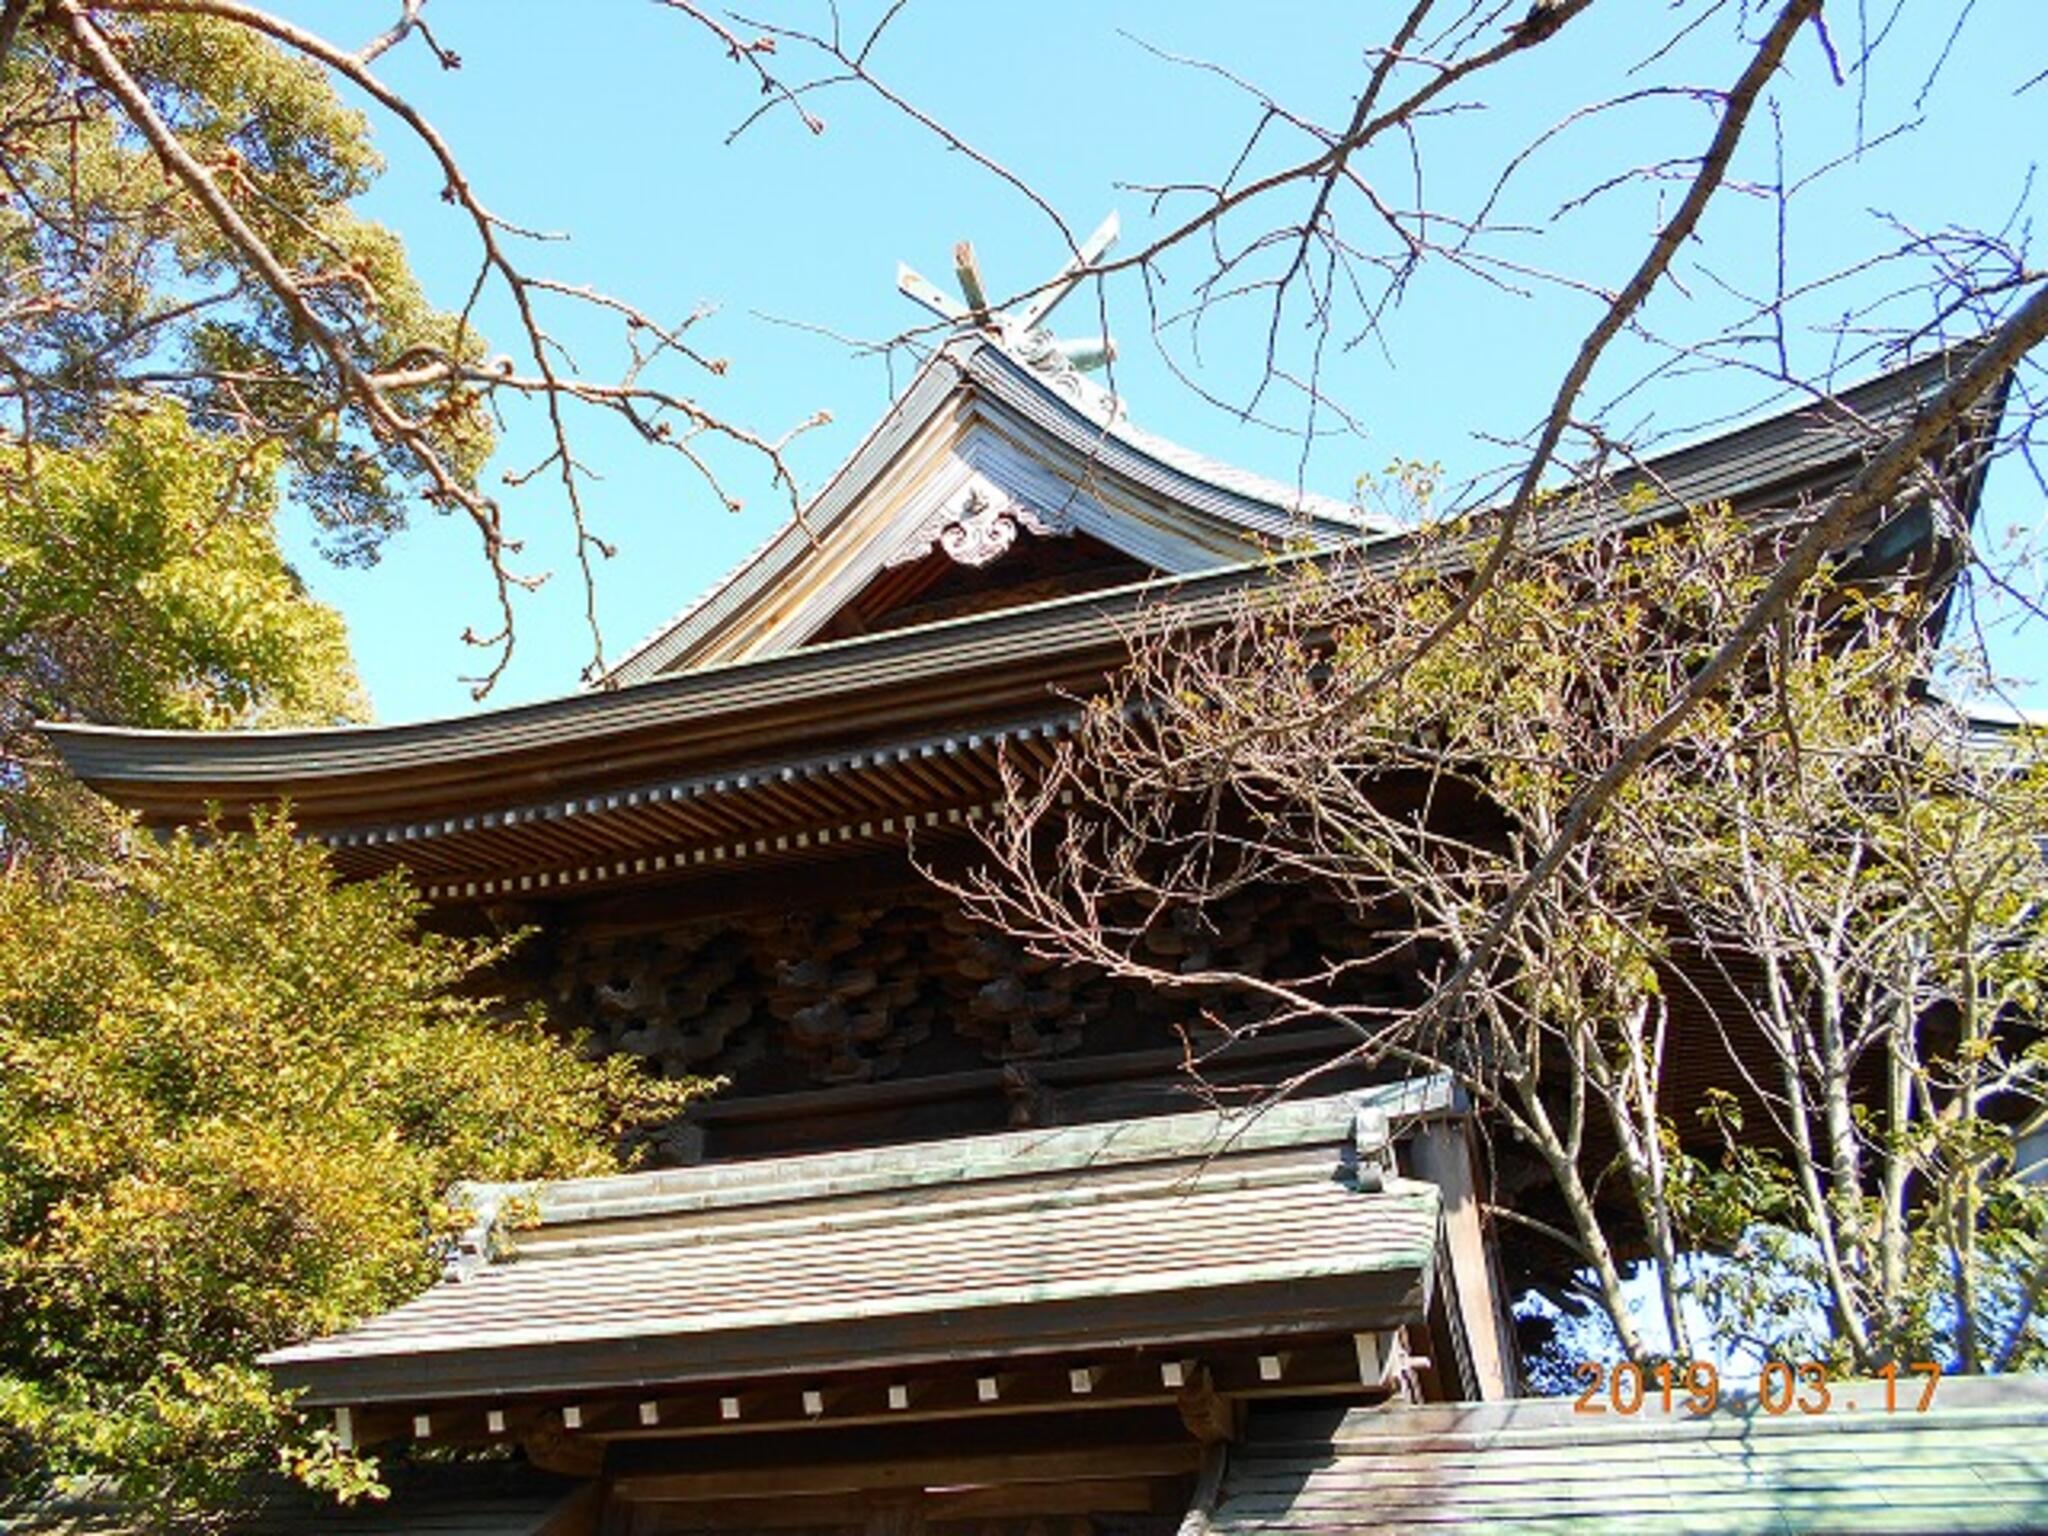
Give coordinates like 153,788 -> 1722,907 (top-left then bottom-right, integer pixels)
1406,1117 -> 1515,1399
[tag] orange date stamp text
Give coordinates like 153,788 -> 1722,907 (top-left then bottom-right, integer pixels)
1570,1359 -> 1940,1416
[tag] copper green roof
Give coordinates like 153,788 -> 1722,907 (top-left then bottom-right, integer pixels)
1211,1378 -> 2048,1534
264,1085 -> 1447,1411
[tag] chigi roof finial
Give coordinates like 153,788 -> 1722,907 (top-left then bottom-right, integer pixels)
897,211 -> 1124,424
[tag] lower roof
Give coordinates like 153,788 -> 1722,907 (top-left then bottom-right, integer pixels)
1211,1375 -> 2048,1534
264,1084 -> 1449,1409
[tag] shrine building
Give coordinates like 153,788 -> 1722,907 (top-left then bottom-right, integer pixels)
42,220 -> 2048,1535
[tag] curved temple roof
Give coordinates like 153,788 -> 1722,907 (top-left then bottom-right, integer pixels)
42,346 -> 1985,901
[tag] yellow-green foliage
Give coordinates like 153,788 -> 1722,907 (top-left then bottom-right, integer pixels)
1063,504 -> 2048,1372
0,816 -> 695,1517
1,12 -> 494,560
1,404 -> 365,730
1,404 -> 366,871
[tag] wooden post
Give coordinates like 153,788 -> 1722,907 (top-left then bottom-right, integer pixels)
1407,1116 -> 1514,1399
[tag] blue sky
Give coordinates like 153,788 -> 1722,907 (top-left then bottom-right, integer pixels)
274,1 -> 2048,723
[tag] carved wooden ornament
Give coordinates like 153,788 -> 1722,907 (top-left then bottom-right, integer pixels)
886,488 -> 1072,571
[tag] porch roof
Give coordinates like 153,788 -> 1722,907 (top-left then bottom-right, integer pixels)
264,1083 -> 1450,1409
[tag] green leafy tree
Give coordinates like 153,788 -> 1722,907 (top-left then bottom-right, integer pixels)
0,7 -> 493,565
1,3 -> 810,690
0,814 -> 698,1519
1659,617 -> 2048,1373
1,402 -> 365,874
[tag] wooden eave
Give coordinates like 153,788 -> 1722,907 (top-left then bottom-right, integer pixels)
42,345 -> 1988,900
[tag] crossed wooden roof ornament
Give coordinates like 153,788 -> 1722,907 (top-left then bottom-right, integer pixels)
898,211 -> 1123,421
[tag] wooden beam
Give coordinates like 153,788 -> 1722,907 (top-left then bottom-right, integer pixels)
614,1440 -> 1201,1503
954,242 -> 989,317
1015,211 -> 1120,330
896,264 -> 966,323
924,1477 -> 1168,1519
531,1482 -> 604,1536
352,1338 -> 1386,1457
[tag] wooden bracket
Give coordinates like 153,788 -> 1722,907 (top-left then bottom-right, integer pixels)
1175,1364 -> 1237,1446
1354,1329 -> 1403,1388
520,1414 -> 605,1480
